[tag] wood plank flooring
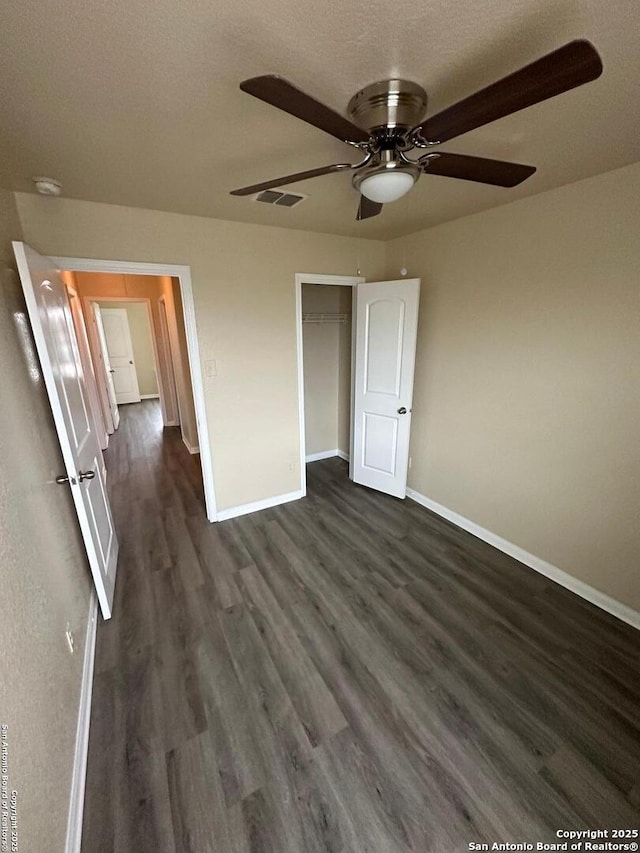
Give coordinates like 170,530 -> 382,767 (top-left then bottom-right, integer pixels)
82,400 -> 640,852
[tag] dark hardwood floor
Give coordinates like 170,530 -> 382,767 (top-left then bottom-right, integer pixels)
82,400 -> 640,852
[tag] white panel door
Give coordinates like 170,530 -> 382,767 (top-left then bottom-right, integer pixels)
66,285 -> 109,452
99,307 -> 141,404
13,242 -> 119,619
352,278 -> 420,498
92,304 -> 120,428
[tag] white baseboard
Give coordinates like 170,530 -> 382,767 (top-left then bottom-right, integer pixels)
65,592 -> 98,853
164,419 -> 180,428
406,488 -> 640,632
217,489 -> 304,522
337,449 -> 350,461
306,449 -> 339,462
140,393 -> 160,400
182,435 -> 199,455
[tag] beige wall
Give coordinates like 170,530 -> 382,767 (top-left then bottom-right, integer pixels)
15,195 -> 387,510
302,284 -> 353,456
97,300 -> 159,397
387,161 -> 640,611
0,191 -> 92,850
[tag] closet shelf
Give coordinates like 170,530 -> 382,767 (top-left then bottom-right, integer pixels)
302,312 -> 348,325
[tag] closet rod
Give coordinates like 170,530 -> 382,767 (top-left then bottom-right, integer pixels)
302,312 -> 348,325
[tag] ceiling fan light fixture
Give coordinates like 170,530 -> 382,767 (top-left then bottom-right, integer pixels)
353,160 -> 420,204
358,170 -> 416,203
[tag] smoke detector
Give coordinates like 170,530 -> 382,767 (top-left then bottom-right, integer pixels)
33,177 -> 62,196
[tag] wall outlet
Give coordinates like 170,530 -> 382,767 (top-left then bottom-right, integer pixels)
65,624 -> 75,654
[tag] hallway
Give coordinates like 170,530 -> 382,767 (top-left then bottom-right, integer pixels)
82,403 -> 640,852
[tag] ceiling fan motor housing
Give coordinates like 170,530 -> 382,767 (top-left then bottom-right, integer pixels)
347,79 -> 428,136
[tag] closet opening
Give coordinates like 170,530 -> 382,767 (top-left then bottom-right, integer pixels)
295,273 -> 363,496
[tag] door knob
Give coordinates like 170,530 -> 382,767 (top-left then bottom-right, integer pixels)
78,470 -> 96,482
397,407 -> 407,414
56,473 -> 79,485
108,368 -> 115,373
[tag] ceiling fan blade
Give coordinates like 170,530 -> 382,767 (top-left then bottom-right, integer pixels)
240,75 -> 370,144
419,40 -> 603,144
230,163 -> 355,196
357,196 -> 383,220
424,152 -> 536,186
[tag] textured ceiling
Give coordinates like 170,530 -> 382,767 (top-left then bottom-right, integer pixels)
1,0 -> 639,239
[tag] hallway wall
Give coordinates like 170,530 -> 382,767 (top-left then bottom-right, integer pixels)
165,276 -> 199,451
72,271 -> 198,448
73,271 -> 174,422
0,191 -> 93,851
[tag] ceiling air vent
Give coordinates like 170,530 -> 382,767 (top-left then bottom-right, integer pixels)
253,190 -> 307,207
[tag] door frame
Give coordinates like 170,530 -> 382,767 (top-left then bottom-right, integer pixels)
295,272 -> 364,497
157,295 -> 180,426
52,256 -> 218,522
85,295 -> 168,413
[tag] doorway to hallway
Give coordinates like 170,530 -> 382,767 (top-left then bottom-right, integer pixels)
53,256 -> 218,523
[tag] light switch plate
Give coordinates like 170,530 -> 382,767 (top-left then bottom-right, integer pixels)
205,359 -> 217,377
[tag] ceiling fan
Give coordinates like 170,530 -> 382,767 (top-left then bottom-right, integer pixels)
230,40 -> 602,220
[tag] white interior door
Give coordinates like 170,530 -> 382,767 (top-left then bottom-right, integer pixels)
92,304 -> 120,428
352,278 -> 420,498
99,307 -> 141,405
66,285 -> 109,453
13,242 -> 119,619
